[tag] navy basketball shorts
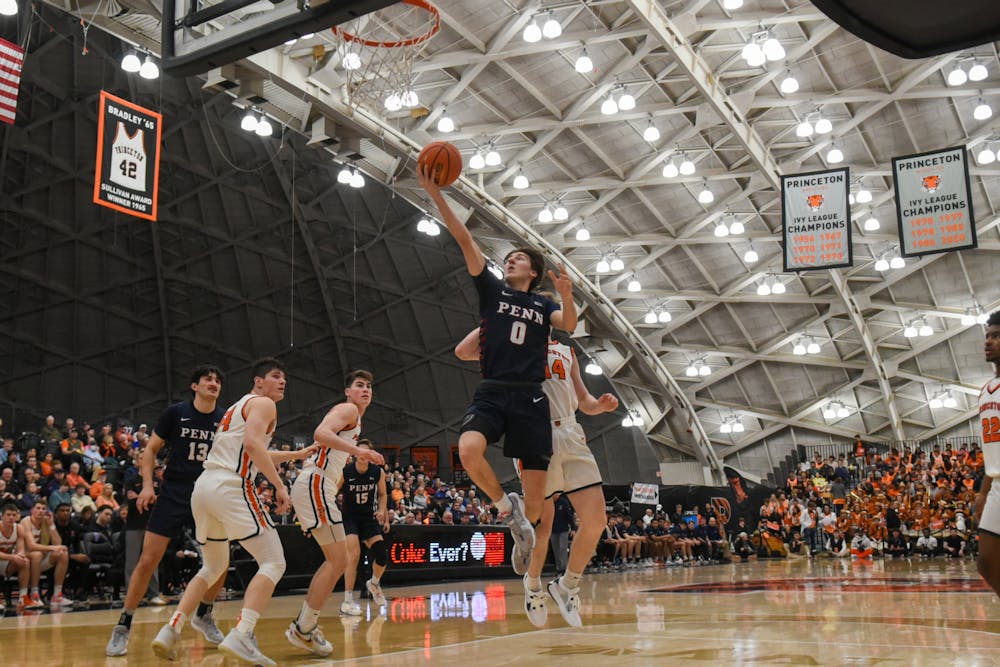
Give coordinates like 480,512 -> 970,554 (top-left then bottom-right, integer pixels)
343,510 -> 384,542
146,480 -> 196,538
460,381 -> 552,470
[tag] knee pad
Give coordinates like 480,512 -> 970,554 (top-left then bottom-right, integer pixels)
194,540 -> 229,585
241,532 -> 286,585
370,539 -> 387,567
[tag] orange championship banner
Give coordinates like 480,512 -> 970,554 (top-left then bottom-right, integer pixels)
93,91 -> 162,221
892,145 -> 976,257
782,167 -> 852,271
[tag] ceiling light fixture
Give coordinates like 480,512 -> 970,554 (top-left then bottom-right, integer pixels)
643,119 -> 661,142
542,11 -> 562,39
575,48 -> 593,73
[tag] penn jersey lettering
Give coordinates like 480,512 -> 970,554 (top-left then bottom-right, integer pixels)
980,377 -> 1000,477
473,268 -> 559,382
109,122 -> 147,191
342,462 -> 381,516
153,401 -> 225,484
543,341 -> 579,421
303,419 -> 361,485
206,393 -> 274,481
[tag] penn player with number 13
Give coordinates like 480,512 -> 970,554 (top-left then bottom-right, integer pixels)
106,365 -> 228,657
417,164 -> 577,574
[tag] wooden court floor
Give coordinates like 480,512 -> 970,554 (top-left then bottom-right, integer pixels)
1,558 -> 997,666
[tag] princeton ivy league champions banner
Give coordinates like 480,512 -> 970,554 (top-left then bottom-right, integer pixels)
93,91 -> 162,221
892,145 -> 976,257
781,167 -> 852,271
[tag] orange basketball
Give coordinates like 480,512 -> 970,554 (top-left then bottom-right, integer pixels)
417,141 -> 462,187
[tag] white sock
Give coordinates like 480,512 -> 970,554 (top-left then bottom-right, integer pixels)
169,610 -> 188,632
526,575 -> 542,592
495,494 -> 513,514
370,574 -> 380,585
19,588 -> 27,597
54,585 -> 63,596
296,603 -> 321,633
561,569 -> 583,590
344,591 -> 354,603
236,608 -> 260,635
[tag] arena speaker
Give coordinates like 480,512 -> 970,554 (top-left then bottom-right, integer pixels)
810,0 -> 1000,58
162,0 -> 399,76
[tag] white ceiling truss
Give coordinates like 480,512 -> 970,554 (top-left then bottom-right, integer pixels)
35,0 -> 1000,477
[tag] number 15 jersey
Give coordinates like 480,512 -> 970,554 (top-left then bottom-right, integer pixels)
474,268 -> 559,383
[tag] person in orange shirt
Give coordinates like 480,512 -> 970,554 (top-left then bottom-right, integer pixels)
64,462 -> 89,491
60,429 -> 86,468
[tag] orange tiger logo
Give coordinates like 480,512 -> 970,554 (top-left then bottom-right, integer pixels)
710,497 -> 733,525
921,175 -> 941,193
806,194 -> 824,211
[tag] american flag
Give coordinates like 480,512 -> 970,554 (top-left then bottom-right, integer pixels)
0,37 -> 24,125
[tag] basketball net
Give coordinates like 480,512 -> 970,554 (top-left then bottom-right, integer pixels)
330,0 -> 440,118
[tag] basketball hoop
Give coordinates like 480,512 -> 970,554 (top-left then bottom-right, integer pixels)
330,0 -> 440,117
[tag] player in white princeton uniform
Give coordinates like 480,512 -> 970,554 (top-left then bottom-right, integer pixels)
457,327 -> 618,627
976,312 -> 1000,598
108,122 -> 146,191
285,369 -> 384,658
152,358 -> 314,666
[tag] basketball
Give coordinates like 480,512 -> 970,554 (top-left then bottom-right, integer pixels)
417,141 -> 462,187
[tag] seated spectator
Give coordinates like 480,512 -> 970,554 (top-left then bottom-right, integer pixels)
941,528 -> 966,558
20,482 -> 42,513
732,531 -> 756,562
786,530 -> 807,558
826,529 -> 849,558
52,502 -> 90,602
886,528 -> 909,558
60,429 -> 86,469
850,531 -> 875,559
65,462 -> 90,491
83,441 -> 104,472
39,415 -> 62,445
95,485 -> 119,511
71,484 -> 98,515
162,528 -> 201,596
703,516 -> 728,561
915,528 -> 938,558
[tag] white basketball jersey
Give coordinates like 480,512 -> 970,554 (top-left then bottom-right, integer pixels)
0,522 -> 17,554
205,393 -> 274,480
303,413 -> 361,485
543,341 -> 578,422
980,377 -> 1000,478
109,122 -> 147,191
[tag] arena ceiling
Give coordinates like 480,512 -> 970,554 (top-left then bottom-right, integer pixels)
3,0 -> 999,483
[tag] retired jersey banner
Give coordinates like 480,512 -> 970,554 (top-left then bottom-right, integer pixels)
782,167 -> 851,271
892,145 -> 976,257
93,91 -> 162,221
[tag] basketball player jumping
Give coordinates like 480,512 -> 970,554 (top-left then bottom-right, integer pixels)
106,365 -> 227,657
975,311 -> 1000,598
341,438 -> 391,613
152,358 -> 313,666
418,164 -> 577,574
457,326 -> 618,627
286,370 -> 384,658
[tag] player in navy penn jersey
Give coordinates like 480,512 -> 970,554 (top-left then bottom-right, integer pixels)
106,365 -> 228,657
341,439 -> 390,610
418,164 -> 577,575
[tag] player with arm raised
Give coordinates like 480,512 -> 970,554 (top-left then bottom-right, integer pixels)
418,164 -> 577,575
457,325 -> 617,627
285,370 -> 384,658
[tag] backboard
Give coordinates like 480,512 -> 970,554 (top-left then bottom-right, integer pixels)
162,0 -> 399,76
